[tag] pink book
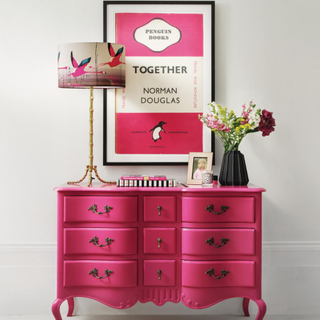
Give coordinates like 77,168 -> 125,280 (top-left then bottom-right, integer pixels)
121,175 -> 167,181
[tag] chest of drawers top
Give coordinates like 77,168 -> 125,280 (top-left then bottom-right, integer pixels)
55,183 -> 265,194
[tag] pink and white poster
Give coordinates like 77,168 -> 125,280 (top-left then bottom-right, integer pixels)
103,2 -> 214,164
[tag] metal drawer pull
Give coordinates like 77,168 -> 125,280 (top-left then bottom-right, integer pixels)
157,205 -> 162,216
205,268 -> 230,279
157,269 -> 162,280
89,268 -> 114,279
205,237 -> 230,248
205,204 -> 229,215
157,238 -> 162,248
89,236 -> 114,247
88,204 -> 113,215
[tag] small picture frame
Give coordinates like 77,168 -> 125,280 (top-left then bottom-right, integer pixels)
186,152 -> 213,185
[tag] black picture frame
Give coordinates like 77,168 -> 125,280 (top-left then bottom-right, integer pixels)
103,1 -> 215,166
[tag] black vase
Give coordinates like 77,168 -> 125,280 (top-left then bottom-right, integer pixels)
219,150 -> 249,186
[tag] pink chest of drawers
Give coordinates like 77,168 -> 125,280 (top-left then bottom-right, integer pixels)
52,184 -> 266,320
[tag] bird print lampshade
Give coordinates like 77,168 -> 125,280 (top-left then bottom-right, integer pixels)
58,42 -> 125,88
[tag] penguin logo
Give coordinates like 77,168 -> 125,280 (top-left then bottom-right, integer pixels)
149,121 -> 166,142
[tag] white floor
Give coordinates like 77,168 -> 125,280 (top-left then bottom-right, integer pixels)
0,316 -> 319,320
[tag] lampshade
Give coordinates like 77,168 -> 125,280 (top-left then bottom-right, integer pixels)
58,42 -> 125,89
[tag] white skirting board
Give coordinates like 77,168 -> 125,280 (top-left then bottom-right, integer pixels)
0,242 -> 319,316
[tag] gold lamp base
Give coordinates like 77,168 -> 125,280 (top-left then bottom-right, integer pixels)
67,165 -> 116,186
67,86 -> 116,187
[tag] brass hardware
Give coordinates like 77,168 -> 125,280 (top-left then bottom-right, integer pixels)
89,236 -> 114,247
89,268 -> 114,279
157,205 -> 162,216
157,269 -> 162,280
205,267 -> 230,279
88,204 -> 113,215
157,238 -> 162,248
205,204 -> 230,215
205,237 -> 230,248
67,87 -> 116,187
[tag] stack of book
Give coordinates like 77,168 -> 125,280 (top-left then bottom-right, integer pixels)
117,175 -> 177,187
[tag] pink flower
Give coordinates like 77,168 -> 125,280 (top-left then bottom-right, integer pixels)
208,120 -> 214,128
219,123 -> 227,131
213,121 -> 220,129
225,127 -> 231,133
240,118 -> 249,125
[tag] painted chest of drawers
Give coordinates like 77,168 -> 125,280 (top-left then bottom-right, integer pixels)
52,184 -> 266,320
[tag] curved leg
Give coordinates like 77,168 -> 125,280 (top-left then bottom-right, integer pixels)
243,297 -> 250,316
67,297 -> 75,317
52,298 -> 63,320
254,299 -> 267,320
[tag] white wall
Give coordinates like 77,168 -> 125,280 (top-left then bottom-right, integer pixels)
0,0 -> 319,316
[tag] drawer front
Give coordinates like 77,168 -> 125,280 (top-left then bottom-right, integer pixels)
143,228 -> 176,254
182,197 -> 255,223
182,260 -> 255,288
144,196 -> 176,222
64,196 -> 137,223
144,260 -> 176,287
64,260 -> 137,288
64,228 -> 138,256
182,228 -> 255,255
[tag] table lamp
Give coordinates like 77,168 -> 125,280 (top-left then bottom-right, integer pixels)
58,42 -> 125,186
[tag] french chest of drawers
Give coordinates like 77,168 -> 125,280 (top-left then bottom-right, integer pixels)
52,184 -> 266,320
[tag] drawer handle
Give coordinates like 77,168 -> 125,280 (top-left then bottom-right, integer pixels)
157,269 -> 162,280
157,238 -> 162,248
89,236 -> 114,247
205,237 -> 230,248
205,267 -> 230,279
157,205 -> 162,216
205,204 -> 230,215
88,204 -> 113,215
89,268 -> 114,279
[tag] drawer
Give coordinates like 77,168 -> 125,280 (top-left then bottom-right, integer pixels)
64,260 -> 137,288
182,197 -> 255,223
64,196 -> 137,223
182,260 -> 255,288
182,228 -> 255,255
143,228 -> 176,254
144,260 -> 176,287
64,228 -> 137,256
144,196 -> 176,222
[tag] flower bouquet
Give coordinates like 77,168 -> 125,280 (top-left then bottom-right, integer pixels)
199,100 -> 275,185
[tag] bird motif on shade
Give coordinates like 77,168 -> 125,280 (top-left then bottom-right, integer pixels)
70,52 -> 105,78
97,43 -> 125,68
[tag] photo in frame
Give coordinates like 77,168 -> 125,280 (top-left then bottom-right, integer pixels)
103,1 -> 215,165
186,152 -> 213,185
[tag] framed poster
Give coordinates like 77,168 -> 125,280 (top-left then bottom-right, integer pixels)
103,1 -> 215,165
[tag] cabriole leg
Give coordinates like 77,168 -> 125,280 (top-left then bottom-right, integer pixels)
51,298 -> 63,320
254,299 -> 267,320
243,297 -> 250,316
67,297 -> 75,317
